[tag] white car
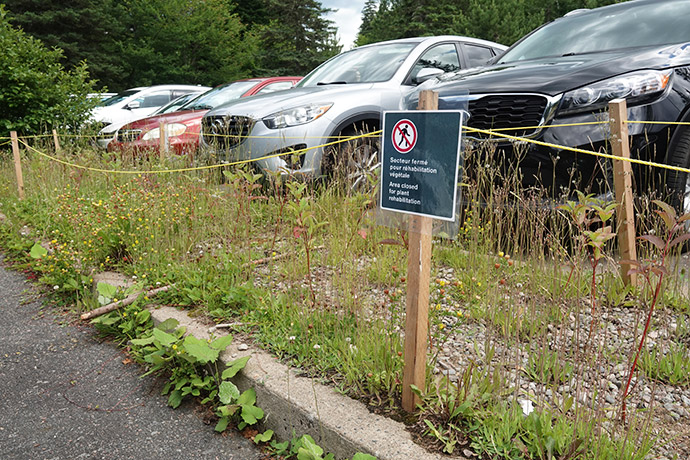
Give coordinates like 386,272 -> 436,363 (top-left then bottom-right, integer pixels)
200,36 -> 506,187
96,92 -> 202,150
92,85 -> 210,148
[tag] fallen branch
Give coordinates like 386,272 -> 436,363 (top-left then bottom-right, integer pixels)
80,284 -> 175,320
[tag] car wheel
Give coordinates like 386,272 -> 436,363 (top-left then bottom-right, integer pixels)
664,125 -> 690,218
325,125 -> 381,193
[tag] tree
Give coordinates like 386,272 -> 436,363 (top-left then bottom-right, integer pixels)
253,0 -> 341,76
3,0 -> 128,90
118,0 -> 256,88
0,6 -> 98,137
354,0 -> 624,47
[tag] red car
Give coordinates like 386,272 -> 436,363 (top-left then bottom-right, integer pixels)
107,77 -> 301,156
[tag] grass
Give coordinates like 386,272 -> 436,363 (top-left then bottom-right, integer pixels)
1,134 -> 689,459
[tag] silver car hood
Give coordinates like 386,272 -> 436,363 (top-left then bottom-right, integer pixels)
206,83 -> 384,119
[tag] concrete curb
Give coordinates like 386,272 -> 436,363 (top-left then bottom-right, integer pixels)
148,306 -> 446,460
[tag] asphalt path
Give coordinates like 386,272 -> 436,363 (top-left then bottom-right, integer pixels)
0,256 -> 265,460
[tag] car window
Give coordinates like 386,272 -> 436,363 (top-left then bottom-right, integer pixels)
409,43 -> 461,84
154,93 -> 198,115
135,91 -> 172,108
464,45 -> 495,67
298,42 -> 418,87
102,89 -> 139,107
499,1 -> 690,63
182,81 -> 258,110
257,81 -> 295,94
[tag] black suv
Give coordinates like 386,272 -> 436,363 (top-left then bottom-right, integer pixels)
411,0 -> 690,212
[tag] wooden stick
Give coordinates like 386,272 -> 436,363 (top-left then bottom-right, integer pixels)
10,131 -> 25,200
609,99 -> 638,287
402,89 -> 437,412
80,284 -> 175,320
159,122 -> 167,161
52,129 -> 61,153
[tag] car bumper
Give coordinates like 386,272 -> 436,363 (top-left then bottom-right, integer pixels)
108,136 -> 200,156
461,99 -> 677,198
201,116 -> 338,177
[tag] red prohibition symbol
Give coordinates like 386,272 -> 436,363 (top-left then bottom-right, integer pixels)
392,119 -> 417,154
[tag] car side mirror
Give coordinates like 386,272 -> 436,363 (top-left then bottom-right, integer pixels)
125,101 -> 141,110
415,67 -> 445,85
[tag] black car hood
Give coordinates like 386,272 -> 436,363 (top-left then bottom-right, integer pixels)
427,43 -> 690,97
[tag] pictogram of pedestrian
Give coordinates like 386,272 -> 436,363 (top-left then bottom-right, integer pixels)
392,119 -> 417,153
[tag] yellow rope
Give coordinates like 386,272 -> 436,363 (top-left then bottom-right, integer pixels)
462,126 -> 690,175
17,131 -> 380,175
12,118 -> 690,176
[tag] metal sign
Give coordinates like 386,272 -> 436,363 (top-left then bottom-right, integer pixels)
380,111 -> 463,221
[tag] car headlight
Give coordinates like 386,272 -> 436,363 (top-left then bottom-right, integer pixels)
141,123 -> 187,141
559,70 -> 672,115
262,103 -> 333,129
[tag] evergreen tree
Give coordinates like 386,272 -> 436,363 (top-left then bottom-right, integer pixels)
354,0 -> 624,47
4,0 -> 127,90
254,0 -> 341,76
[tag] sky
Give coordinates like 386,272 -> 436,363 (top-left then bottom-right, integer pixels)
321,0 -> 368,50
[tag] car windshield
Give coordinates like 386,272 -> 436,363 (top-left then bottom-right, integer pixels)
297,42 -> 418,87
154,93 -> 197,115
101,89 -> 140,107
181,81 -> 259,110
498,1 -> 690,63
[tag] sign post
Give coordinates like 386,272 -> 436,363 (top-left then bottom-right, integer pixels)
381,90 -> 464,411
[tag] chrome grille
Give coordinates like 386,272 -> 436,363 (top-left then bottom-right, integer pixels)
117,129 -> 142,143
467,95 -> 549,138
202,116 -> 255,150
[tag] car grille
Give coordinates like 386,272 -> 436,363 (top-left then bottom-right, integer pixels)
467,95 -> 548,138
117,129 -> 142,142
202,116 -> 255,150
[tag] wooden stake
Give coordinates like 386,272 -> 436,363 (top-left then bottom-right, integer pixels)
10,131 -> 25,200
401,89 -> 437,412
159,122 -> 167,161
80,284 -> 175,320
609,99 -> 638,287
52,129 -> 61,153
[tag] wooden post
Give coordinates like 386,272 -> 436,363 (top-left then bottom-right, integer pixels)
10,131 -> 25,200
401,90 -> 437,412
609,99 -> 638,287
159,121 -> 167,161
52,129 -> 61,153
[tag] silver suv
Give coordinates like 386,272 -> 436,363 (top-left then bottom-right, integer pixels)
200,36 -> 505,185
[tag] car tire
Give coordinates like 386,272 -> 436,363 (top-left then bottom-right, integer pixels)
664,125 -> 690,218
324,124 -> 381,193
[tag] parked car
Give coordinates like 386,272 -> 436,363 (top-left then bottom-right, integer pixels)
88,92 -> 117,104
200,36 -> 506,186
92,84 -> 211,148
108,77 -> 301,156
409,0 -> 690,213
97,92 -> 201,149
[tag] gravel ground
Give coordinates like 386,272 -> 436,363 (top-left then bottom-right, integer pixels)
252,249 -> 690,459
